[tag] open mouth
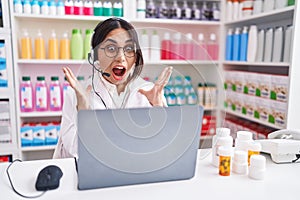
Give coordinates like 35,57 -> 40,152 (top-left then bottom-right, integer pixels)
112,66 -> 126,77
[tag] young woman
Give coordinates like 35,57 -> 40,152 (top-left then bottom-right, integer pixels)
53,18 -> 173,158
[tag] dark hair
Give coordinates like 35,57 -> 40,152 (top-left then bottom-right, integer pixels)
92,18 -> 144,80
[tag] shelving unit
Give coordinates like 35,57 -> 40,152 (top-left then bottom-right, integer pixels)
221,3 -> 299,131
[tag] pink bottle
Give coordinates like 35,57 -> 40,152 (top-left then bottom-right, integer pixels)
35,76 -> 48,111
207,33 -> 219,60
83,0 -> 94,15
183,33 -> 194,60
20,76 -> 34,112
171,33 -> 182,60
194,33 -> 208,60
161,32 -> 172,60
74,0 -> 84,15
62,77 -> 71,105
49,76 -> 62,111
64,0 -> 74,15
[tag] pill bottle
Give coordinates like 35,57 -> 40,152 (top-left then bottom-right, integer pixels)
232,150 -> 248,174
249,154 -> 266,180
235,130 -> 253,152
218,146 -> 233,176
212,128 -> 233,167
248,142 -> 262,165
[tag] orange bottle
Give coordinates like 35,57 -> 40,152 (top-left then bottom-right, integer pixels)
48,30 -> 59,59
35,30 -> 46,59
59,32 -> 71,59
20,29 -> 32,59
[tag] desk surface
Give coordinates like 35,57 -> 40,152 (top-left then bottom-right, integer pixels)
1,149 -> 299,200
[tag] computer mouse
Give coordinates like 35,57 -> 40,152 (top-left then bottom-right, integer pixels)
35,165 -> 63,191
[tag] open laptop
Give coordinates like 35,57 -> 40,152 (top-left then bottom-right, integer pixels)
76,105 -> 203,190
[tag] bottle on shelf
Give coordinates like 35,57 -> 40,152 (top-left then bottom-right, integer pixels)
103,1 -> 113,16
157,0 -> 168,19
84,29 -> 93,59
160,32 -> 172,60
182,0 -> 192,20
253,0 -> 263,15
49,0 -> 57,15
34,30 -> 46,59
20,76 -> 34,112
62,76 -> 71,104
272,26 -> 283,62
23,0 -> 32,14
232,27 -> 241,61
263,28 -> 274,62
41,0 -> 49,15
170,0 -> 181,19
146,0 -> 156,18
84,0 -> 94,15
207,33 -> 218,60
57,0 -> 65,15
74,0 -> 84,15
247,25 -> 258,62
171,32 -> 182,60
14,0 -> 23,14
212,2 -> 220,21
65,0 -> 74,15
20,29 -> 32,59
31,0 -> 41,14
113,1 -> 123,17
35,76 -> 48,111
283,25 -> 293,62
256,29 -> 265,62
94,1 -> 103,16
232,0 -> 239,20
226,0 -> 233,21
194,33 -> 207,60
183,33 -> 194,60
150,30 -> 160,61
263,0 -> 275,12
140,30 -> 150,62
49,76 -> 62,111
225,28 -> 233,61
240,26 -> 249,61
71,29 -> 83,60
192,1 -> 201,20
60,32 -> 71,59
48,30 -> 59,60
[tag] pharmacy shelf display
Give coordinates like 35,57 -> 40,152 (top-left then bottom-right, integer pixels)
0,0 -> 19,162
9,0 -> 222,160
222,1 -> 299,132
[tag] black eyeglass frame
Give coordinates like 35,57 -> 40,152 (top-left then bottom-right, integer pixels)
99,44 -> 137,58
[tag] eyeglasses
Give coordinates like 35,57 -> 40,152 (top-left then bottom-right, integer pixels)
99,44 -> 136,58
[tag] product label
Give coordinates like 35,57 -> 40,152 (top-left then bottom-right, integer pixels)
21,86 -> 33,109
36,86 -> 47,109
50,85 -> 61,108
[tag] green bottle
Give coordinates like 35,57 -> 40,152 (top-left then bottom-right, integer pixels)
288,0 -> 295,5
84,29 -> 93,59
71,29 -> 83,60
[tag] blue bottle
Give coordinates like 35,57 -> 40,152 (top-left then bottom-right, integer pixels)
232,27 -> 241,61
240,26 -> 249,61
225,28 -> 233,61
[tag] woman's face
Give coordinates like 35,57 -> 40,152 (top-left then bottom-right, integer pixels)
96,28 -> 136,85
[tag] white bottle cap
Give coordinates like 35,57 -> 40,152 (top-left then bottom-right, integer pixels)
186,33 -> 193,41
164,32 -> 170,40
250,155 -> 266,168
173,32 -> 181,40
234,150 -> 248,163
249,142 -> 262,151
210,33 -> 216,41
237,131 -> 253,141
198,33 -> 204,41
216,127 -> 230,137
218,146 -> 232,156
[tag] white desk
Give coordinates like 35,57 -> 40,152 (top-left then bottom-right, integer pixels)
1,149 -> 299,200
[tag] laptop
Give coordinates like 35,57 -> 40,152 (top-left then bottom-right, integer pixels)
76,105 -> 203,190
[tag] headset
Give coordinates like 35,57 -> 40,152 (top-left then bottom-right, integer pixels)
87,48 -> 111,77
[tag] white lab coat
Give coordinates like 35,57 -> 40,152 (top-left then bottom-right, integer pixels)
53,74 -> 158,159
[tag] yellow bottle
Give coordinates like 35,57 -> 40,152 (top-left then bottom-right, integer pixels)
59,32 -> 70,60
48,30 -> 59,59
35,30 -> 46,59
20,29 -> 32,59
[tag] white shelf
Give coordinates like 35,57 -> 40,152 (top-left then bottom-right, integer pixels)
224,109 -> 283,129
20,111 -> 62,118
146,60 -> 218,65
224,6 -> 295,26
21,145 -> 56,152
223,61 -> 290,67
17,59 -> 89,65
131,18 -> 220,26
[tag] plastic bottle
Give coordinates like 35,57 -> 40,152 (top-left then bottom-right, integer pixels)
194,33 -> 207,60
207,33 -> 218,60
240,26 -> 248,61
34,30 -> 46,59
197,83 -> 204,106
212,128 -> 233,167
218,146 -> 233,176
113,1 -> 123,17
41,0 -> 49,15
74,0 -> 84,15
170,0 -> 181,19
62,77 -> 71,104
49,76 -> 62,111
225,28 -> 234,61
23,0 -> 31,14
263,0 -> 275,12
31,0 -> 40,14
20,76 -> 34,112
140,30 -> 150,62
232,150 -> 248,174
48,30 -> 59,59
233,0 -> 239,20
253,0 -> 263,14
184,33 -> 194,60
249,155 -> 266,180
171,32 -> 182,60
57,0 -> 65,15
283,25 -> 293,62
103,1 -> 113,16
235,130 -> 253,152
263,28 -> 274,62
84,29 -> 93,59
248,142 -> 262,165
226,0 -> 233,21
212,2 -> 220,21
137,0 -> 146,18
20,29 -> 32,59
65,0 -> 74,15
288,0 -> 295,5
14,0 -> 23,14
77,76 -> 85,86
71,29 -> 83,60
84,0 -> 94,15
49,0 -> 57,15
232,27 -> 241,61
150,30 -> 160,61
182,0 -> 192,20
35,76 -> 48,111
157,0 -> 168,19
161,32 -> 172,60
93,1 -> 103,16
256,29 -> 265,62
60,32 -> 71,59
191,1 -> 200,20
247,25 -> 258,62
272,26 -> 283,62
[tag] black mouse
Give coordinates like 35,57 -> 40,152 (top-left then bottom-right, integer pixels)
35,165 -> 63,191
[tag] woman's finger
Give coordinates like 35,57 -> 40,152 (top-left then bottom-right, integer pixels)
156,66 -> 173,86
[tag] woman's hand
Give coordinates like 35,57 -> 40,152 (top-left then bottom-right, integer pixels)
139,66 -> 173,107
63,67 -> 92,110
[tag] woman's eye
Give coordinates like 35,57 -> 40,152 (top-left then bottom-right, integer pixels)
106,45 -> 117,52
124,45 -> 134,52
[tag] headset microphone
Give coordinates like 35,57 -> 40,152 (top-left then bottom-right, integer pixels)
88,52 -> 111,77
